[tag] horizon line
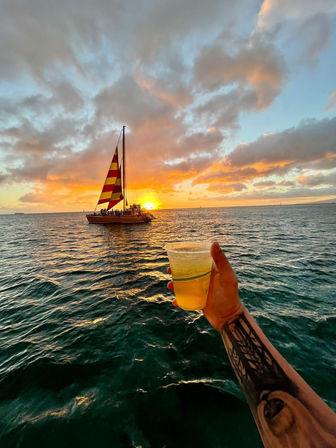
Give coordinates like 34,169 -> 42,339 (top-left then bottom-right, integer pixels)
1,200 -> 335,215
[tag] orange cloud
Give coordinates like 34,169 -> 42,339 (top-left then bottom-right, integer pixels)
192,116 -> 336,201
6,115 -> 223,210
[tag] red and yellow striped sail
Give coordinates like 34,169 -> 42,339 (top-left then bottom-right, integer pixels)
97,147 -> 123,210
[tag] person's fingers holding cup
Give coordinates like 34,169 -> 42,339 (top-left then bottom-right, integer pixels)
167,266 -> 178,306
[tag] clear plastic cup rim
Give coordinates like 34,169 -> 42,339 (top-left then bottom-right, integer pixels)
164,241 -> 212,254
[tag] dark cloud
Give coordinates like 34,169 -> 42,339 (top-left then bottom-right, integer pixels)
257,0 -> 336,29
194,33 -> 286,109
194,88 -> 258,129
0,172 -> 8,184
233,186 -> 336,200
19,192 -> 45,203
176,131 -> 222,158
208,182 -> 247,192
0,0 -> 139,82
0,0 -> 252,84
50,82 -> 84,112
195,165 -> 289,185
136,0 -> 220,61
297,172 -> 336,187
0,115 -> 117,186
254,180 -> 276,188
8,161 -> 54,183
0,1 -> 79,80
203,187 -> 336,202
256,1 -> 335,66
94,76 -> 174,128
134,0 -> 259,63
277,180 -> 295,187
227,117 -> 336,168
296,14 -> 331,66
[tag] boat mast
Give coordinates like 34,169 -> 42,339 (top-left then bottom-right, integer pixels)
122,125 -> 126,211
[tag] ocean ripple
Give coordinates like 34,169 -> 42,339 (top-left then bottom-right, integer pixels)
0,205 -> 335,447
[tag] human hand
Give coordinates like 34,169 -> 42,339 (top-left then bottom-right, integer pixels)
167,241 -> 243,332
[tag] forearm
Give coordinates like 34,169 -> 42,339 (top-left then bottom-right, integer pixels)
221,306 -> 336,448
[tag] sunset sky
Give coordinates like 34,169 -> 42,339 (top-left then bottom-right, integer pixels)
1,0 -> 336,213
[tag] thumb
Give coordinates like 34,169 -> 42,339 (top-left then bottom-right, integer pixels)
211,242 -> 234,275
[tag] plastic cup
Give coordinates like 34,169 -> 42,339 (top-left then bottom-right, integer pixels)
165,241 -> 213,310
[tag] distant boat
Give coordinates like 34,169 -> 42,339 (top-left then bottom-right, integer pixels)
86,126 -> 154,224
14,212 -> 24,215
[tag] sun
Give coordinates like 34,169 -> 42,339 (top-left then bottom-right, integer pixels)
142,201 -> 158,210
138,193 -> 160,210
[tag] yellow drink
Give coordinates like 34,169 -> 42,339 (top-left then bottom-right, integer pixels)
173,272 -> 211,310
165,241 -> 212,311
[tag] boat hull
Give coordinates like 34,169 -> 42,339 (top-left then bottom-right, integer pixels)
86,214 -> 152,224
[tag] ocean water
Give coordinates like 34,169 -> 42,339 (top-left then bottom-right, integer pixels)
0,205 -> 335,448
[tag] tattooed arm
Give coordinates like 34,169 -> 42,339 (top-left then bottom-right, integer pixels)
168,242 -> 336,447
221,309 -> 336,447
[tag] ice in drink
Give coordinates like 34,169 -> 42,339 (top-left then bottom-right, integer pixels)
165,241 -> 213,310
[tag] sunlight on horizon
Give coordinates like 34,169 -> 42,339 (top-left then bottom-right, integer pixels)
141,201 -> 158,210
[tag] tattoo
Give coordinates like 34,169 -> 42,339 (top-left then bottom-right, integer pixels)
222,312 -> 298,409
221,312 -> 336,448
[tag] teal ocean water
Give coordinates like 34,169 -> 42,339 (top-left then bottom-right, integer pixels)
0,205 -> 335,447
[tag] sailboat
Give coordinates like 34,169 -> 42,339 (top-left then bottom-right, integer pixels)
86,126 -> 154,224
